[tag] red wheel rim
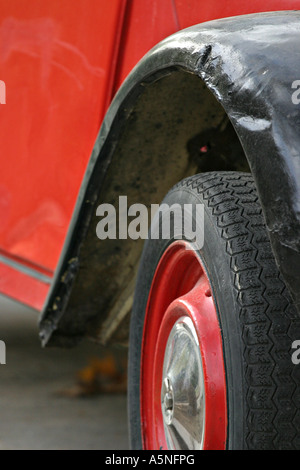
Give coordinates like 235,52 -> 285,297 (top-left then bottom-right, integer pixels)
140,241 -> 227,450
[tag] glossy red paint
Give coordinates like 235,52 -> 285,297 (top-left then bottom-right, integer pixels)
0,0 -> 126,270
112,0 -> 181,95
0,261 -> 50,312
0,0 -> 126,307
0,0 -> 298,309
141,242 -> 227,450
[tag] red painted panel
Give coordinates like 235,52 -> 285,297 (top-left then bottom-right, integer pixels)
0,0 -> 126,273
0,263 -> 49,311
112,0 -> 180,93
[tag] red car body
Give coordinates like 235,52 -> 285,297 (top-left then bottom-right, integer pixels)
3,0 -> 300,452
0,0 -> 298,312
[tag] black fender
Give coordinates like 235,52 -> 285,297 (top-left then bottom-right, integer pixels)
39,11 -> 300,347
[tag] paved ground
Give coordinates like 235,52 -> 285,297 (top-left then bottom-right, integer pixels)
0,296 -> 129,450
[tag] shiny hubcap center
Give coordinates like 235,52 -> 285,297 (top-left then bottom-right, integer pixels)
160,316 -> 205,450
162,378 -> 174,425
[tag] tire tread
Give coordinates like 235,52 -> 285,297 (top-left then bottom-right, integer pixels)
176,171 -> 299,450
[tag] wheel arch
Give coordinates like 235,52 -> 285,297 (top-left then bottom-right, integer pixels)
39,11 -> 300,347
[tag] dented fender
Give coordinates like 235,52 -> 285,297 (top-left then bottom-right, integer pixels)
39,11 -> 300,347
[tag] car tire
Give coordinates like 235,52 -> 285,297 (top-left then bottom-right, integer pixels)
128,171 -> 300,450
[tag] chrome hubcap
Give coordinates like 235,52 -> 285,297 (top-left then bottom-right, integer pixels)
161,377 -> 174,426
161,316 -> 205,450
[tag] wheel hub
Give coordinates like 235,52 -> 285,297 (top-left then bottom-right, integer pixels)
161,317 -> 205,449
141,241 -> 227,450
